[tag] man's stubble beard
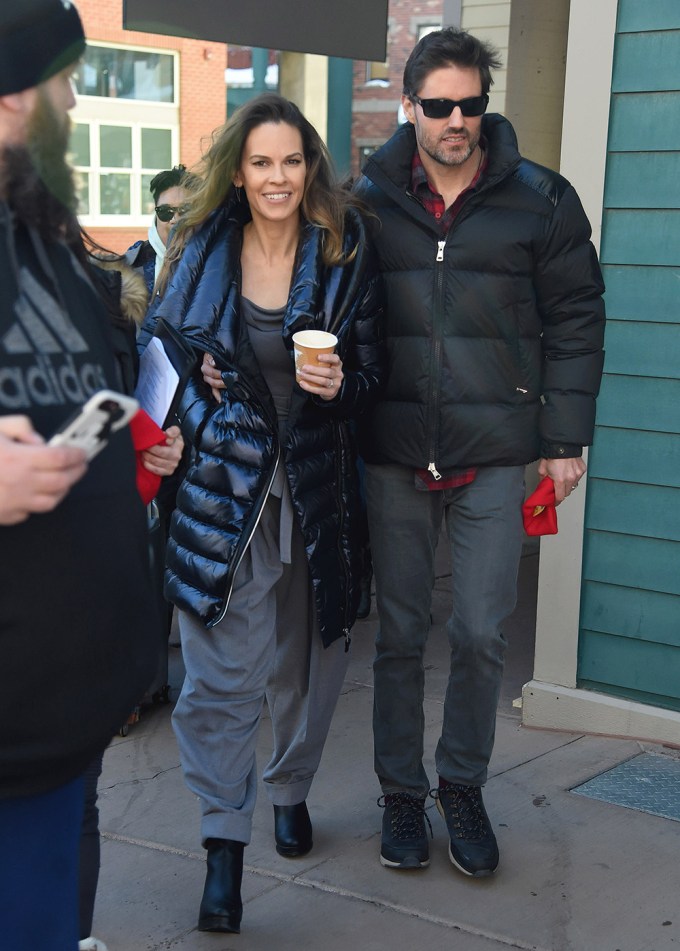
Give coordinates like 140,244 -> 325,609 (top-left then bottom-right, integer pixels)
419,125 -> 481,169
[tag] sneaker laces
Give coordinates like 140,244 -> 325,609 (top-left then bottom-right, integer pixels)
430,784 -> 489,841
377,793 -> 433,840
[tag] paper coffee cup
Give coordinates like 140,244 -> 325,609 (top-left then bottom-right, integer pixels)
292,330 -> 338,381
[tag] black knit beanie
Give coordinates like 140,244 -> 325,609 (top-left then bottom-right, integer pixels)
0,0 -> 85,96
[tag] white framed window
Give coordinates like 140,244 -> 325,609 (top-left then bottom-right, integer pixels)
74,44 -> 177,104
365,59 -> 389,85
71,42 -> 180,226
411,20 -> 441,41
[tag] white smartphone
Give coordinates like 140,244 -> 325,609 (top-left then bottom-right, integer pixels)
49,389 -> 139,460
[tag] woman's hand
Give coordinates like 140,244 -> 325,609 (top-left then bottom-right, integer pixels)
201,352 -> 223,404
141,426 -> 184,478
297,353 -> 344,402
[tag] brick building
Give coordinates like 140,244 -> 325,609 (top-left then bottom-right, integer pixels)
351,1 -> 445,178
349,0 -> 565,180
73,0 -> 227,252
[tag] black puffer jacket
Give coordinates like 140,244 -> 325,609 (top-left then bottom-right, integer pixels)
355,115 -> 605,470
138,200 -> 384,647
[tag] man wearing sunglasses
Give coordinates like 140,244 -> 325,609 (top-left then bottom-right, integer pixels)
125,164 -> 196,296
356,28 -> 605,878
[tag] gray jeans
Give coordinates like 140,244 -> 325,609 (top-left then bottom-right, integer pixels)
365,464 -> 525,794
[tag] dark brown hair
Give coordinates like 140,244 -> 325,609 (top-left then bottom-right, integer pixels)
403,27 -> 502,98
160,93 -> 357,292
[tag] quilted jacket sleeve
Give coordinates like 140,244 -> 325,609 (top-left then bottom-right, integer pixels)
312,226 -> 386,419
533,184 -> 606,456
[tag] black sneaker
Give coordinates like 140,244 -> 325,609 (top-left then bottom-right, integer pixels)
378,792 -> 432,869
431,783 -> 499,877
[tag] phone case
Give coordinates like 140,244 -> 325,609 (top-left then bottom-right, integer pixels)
49,389 -> 139,460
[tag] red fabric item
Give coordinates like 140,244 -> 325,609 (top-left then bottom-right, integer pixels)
129,409 -> 166,505
414,466 -> 477,491
522,477 -> 558,536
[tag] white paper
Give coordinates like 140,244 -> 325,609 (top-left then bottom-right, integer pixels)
134,337 -> 180,427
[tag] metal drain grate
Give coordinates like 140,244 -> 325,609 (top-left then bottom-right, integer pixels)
572,752 -> 680,822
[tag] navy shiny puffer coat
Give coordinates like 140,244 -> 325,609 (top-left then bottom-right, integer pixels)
138,200 -> 385,647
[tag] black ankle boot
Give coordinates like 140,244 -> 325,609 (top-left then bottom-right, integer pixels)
198,838 -> 244,933
273,802 -> 313,857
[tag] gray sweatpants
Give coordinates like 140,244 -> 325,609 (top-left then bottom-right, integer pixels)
172,495 -> 349,845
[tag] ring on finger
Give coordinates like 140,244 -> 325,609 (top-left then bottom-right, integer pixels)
327,378 -> 334,389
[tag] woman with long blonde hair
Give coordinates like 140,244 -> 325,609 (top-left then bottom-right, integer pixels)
139,93 -> 384,934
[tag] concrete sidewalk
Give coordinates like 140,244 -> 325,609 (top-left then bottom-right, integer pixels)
93,548 -> 679,951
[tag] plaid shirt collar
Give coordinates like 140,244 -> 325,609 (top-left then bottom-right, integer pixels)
410,144 -> 487,231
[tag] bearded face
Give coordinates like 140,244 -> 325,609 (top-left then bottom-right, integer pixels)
26,84 -> 78,214
0,78 -> 79,241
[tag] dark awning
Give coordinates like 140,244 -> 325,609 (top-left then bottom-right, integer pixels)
123,0 -> 389,61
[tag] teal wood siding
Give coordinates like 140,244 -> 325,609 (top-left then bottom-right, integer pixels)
578,0 -> 680,712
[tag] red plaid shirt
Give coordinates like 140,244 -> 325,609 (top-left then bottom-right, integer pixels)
411,147 -> 487,491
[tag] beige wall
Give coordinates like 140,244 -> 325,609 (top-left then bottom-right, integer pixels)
462,0 -> 569,171
279,53 -> 329,141
504,0 -> 570,170
461,0 -> 511,109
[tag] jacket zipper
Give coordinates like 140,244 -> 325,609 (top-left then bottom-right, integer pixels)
209,441 -> 280,628
425,186 -> 489,478
333,421 -> 352,651
201,351 -> 282,629
426,239 -> 447,480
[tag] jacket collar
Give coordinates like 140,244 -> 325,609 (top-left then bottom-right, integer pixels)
362,113 -> 522,209
160,198 -> 329,359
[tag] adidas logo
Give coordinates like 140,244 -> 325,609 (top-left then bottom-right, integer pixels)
1,266 -> 107,410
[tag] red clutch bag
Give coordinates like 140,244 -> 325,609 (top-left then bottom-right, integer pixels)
522,477 -> 558,536
129,409 -> 166,505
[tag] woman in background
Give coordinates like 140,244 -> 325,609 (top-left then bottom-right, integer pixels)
125,164 -> 197,295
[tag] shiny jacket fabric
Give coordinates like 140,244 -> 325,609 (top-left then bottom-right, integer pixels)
355,114 -> 606,470
138,199 -> 384,647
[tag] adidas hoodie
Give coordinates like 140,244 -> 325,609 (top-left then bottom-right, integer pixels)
0,205 -> 158,798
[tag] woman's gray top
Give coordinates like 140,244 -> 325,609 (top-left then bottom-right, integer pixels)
242,295 -> 296,561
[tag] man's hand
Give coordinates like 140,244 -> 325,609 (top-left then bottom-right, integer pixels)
141,425 -> 184,478
538,456 -> 587,505
0,415 -> 88,525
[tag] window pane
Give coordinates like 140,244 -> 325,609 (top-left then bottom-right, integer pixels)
418,24 -> 440,40
100,126 -> 132,168
70,123 -> 90,166
100,173 -> 131,214
141,128 -> 172,169
76,175 -> 90,215
141,174 -> 156,215
74,45 -> 175,103
366,60 -> 389,82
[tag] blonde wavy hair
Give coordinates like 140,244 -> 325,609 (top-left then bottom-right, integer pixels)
158,93 -> 358,295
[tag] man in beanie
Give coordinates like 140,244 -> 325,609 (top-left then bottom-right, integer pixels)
0,3 -> 159,947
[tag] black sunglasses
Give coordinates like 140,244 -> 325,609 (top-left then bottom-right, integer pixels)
410,94 -> 489,119
155,204 -> 189,222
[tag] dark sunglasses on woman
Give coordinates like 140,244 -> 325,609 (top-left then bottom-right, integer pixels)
155,204 -> 190,223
